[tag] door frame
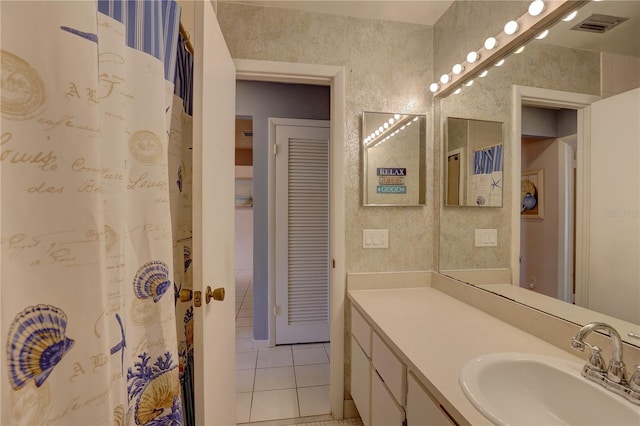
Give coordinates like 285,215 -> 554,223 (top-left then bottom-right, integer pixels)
511,86 -> 599,307
235,59 -> 346,419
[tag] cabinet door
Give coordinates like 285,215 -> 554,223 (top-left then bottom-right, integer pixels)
372,332 -> 406,406
406,373 -> 455,426
352,307 -> 372,356
371,367 -> 404,426
351,336 -> 371,426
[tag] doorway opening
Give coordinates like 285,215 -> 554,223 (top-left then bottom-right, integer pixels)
512,86 -> 600,310
234,81 -> 332,423
519,106 -> 577,302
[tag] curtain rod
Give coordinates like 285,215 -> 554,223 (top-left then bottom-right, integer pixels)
179,22 -> 194,55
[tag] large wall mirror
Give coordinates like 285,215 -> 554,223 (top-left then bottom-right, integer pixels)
436,0 -> 640,345
445,117 -> 503,207
362,111 -> 426,206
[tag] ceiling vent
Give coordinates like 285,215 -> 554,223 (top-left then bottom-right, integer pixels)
571,14 -> 628,34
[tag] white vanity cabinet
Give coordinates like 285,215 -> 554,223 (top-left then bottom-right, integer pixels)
351,306 -> 458,426
371,365 -> 405,426
406,372 -> 456,426
370,331 -> 406,425
351,308 -> 372,426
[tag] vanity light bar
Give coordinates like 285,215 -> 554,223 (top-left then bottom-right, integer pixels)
364,115 -> 415,148
432,0 -> 589,98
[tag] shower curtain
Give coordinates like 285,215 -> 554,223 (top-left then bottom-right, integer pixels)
170,32 -> 195,426
1,1 -> 192,424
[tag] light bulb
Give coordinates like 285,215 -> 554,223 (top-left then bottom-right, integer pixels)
378,126 -> 384,132
484,37 -> 498,50
528,0 -> 545,17
440,74 -> 451,84
514,46 -> 526,54
394,114 -> 400,120
479,70 -> 489,78
383,122 -> 389,129
388,118 -> 395,124
563,10 -> 578,22
454,88 -> 462,95
452,63 -> 464,74
504,20 -> 519,35
467,51 -> 480,63
429,82 -> 439,93
535,29 -> 549,40
495,59 -> 505,67
375,130 -> 380,136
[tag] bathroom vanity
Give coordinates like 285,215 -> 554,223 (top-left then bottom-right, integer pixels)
346,273 -> 639,425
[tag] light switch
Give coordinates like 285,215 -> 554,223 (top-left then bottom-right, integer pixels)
474,229 -> 497,247
363,229 -> 389,248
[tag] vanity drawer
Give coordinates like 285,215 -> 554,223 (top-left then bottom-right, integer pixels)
351,336 -> 371,426
372,331 -> 406,406
406,372 -> 455,426
352,307 -> 372,357
371,364 -> 405,426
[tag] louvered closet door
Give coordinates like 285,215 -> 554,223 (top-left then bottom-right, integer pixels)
275,121 -> 330,344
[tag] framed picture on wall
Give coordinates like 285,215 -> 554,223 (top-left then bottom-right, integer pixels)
521,169 -> 544,219
235,178 -> 253,209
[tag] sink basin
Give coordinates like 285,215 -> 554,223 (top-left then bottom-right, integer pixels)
460,352 -> 640,425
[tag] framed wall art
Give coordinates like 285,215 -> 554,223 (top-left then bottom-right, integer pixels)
521,169 -> 544,219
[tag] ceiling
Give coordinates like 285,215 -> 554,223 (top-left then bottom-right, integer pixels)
222,0 -> 454,26
542,0 -> 640,57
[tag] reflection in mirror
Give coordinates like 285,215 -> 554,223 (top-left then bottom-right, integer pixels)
436,0 -> 640,346
445,117 -> 503,207
362,112 -> 426,206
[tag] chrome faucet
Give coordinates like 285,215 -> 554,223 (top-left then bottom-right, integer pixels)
571,322 -> 640,405
572,322 -> 626,383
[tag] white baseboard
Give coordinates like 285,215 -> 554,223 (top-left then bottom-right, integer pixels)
252,339 -> 271,348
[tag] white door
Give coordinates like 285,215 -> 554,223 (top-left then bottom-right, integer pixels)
274,119 -> 331,344
587,88 -> 640,324
192,2 -> 236,424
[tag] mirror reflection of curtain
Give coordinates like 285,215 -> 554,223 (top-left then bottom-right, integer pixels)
468,144 -> 503,206
1,1 -> 189,424
171,32 -> 195,426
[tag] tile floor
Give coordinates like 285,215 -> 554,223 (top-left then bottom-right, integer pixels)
236,271 -> 331,423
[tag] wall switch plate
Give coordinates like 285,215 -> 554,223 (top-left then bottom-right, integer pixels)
474,229 -> 498,247
363,229 -> 389,248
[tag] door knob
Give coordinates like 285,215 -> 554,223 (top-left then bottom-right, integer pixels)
205,286 -> 225,303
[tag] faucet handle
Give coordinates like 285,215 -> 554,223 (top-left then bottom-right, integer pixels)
607,359 -> 627,384
587,345 -> 606,372
571,338 -> 586,351
628,365 -> 640,391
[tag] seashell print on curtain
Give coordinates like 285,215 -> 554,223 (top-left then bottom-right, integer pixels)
170,31 -> 195,426
1,1 -> 192,424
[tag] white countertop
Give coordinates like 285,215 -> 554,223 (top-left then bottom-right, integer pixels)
348,286 -> 586,425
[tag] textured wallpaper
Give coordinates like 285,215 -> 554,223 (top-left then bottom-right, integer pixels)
216,2 -> 435,400
217,2 -> 437,275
